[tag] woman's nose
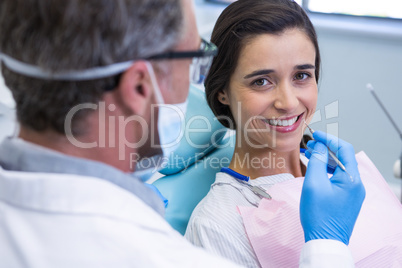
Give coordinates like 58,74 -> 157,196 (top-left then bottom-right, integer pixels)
273,83 -> 299,112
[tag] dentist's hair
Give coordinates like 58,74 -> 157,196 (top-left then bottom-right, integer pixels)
0,0 -> 182,135
205,0 -> 320,130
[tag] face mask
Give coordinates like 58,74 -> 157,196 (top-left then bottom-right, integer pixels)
133,62 -> 187,182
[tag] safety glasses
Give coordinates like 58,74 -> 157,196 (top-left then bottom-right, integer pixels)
147,38 -> 218,84
0,38 -> 218,90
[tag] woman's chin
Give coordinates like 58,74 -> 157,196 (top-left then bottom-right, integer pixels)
265,140 -> 302,153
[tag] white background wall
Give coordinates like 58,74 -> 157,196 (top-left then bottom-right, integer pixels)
0,0 -> 401,198
313,28 -> 402,198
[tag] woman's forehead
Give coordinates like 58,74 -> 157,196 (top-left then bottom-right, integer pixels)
235,29 -> 316,73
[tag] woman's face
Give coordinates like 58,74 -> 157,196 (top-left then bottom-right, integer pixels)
219,28 -> 317,152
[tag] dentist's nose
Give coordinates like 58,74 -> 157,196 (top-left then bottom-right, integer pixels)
274,82 -> 299,112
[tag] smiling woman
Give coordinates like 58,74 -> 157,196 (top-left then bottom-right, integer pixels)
204,0 -> 320,180
185,0 -> 321,266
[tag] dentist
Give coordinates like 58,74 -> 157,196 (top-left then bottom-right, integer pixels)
0,0 -> 364,267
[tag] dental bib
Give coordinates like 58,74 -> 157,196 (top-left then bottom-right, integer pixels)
237,152 -> 402,267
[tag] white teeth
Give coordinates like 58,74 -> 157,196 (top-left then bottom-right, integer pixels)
266,116 -> 298,127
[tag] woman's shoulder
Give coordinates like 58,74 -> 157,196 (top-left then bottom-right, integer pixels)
186,173 -> 252,241
189,172 -> 253,221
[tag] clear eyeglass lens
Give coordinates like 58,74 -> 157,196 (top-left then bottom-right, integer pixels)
189,39 -> 215,84
200,39 -> 207,51
190,56 -> 213,84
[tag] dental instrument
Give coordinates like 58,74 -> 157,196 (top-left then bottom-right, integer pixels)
220,167 -> 272,200
367,83 -> 402,140
304,121 -> 353,181
367,83 -> 402,202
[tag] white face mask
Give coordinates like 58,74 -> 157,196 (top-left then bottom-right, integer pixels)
133,62 -> 187,182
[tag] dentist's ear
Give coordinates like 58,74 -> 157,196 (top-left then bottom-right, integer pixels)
116,61 -> 153,116
218,91 -> 230,105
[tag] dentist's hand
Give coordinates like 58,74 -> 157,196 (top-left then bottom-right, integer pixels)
301,131 -> 365,245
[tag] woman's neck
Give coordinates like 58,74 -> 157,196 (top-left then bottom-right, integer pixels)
228,140 -> 305,180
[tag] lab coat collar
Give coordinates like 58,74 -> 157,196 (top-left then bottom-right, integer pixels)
0,137 -> 165,216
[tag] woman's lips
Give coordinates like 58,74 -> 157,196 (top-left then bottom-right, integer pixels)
261,112 -> 304,133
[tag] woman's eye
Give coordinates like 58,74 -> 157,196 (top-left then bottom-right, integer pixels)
253,78 -> 268,86
295,72 -> 311,80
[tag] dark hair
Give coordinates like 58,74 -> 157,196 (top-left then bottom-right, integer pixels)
205,0 -> 320,129
0,0 -> 182,135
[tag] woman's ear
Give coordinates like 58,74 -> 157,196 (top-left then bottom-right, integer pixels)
218,91 -> 230,105
116,61 -> 153,116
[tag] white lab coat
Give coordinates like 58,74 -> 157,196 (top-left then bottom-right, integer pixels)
0,168 -> 240,268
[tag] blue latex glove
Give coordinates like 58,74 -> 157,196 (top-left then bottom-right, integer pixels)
300,131 -> 365,245
305,143 -> 337,174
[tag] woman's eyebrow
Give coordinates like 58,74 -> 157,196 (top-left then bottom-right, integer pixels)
295,64 -> 315,70
243,69 -> 274,79
243,64 -> 315,79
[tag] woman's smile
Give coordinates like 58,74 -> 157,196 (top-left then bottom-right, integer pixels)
261,112 -> 304,133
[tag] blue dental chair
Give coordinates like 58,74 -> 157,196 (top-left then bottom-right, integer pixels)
152,85 -> 234,235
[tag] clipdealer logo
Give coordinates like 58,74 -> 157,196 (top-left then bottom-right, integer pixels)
63,100 -> 341,166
